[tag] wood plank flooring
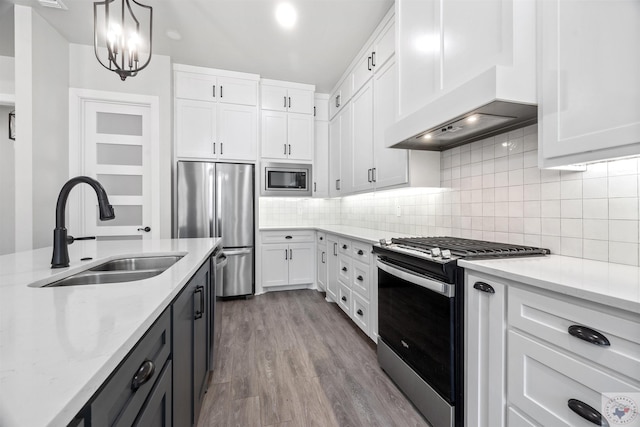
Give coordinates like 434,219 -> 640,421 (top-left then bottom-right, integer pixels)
197,289 -> 431,427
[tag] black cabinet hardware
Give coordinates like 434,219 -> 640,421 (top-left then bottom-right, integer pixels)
285,235 -> 293,239
357,275 -> 363,281
341,296 -> 347,302
137,226 -> 151,232
342,244 -> 348,249
288,97 -> 291,108
220,86 -> 223,98
568,325 -> 611,346
372,51 -> 376,66
194,286 -> 204,319
131,360 -> 155,391
357,309 -> 363,316
357,250 -> 364,255
473,282 -> 495,293
212,85 -> 215,97
342,266 -> 347,272
567,399 -> 608,426
367,56 -> 372,71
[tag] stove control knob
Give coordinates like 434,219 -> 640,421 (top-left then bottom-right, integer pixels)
441,249 -> 452,259
431,247 -> 441,257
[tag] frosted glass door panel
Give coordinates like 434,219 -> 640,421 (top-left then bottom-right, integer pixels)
96,144 -> 143,166
97,205 -> 142,227
96,112 -> 142,135
97,174 -> 143,196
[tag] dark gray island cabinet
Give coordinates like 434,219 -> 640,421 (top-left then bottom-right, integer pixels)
69,259 -> 212,427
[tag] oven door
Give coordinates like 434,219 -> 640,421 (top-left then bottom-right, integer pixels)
377,258 -> 456,404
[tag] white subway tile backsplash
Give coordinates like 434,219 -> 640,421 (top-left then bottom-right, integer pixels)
609,242 -> 639,266
508,170 -> 524,186
509,186 -> 524,202
541,182 -> 561,200
583,178 -> 608,199
608,158 -> 638,176
541,200 -> 561,217
560,179 -> 583,199
583,219 -> 608,241
561,219 -> 583,238
583,239 -> 609,262
583,199 -> 608,219
561,237 -> 583,257
523,201 -> 541,218
609,220 -> 639,243
608,175 -> 638,198
609,198 -> 639,220
523,184 -> 541,201
523,167 -> 541,184
561,200 -> 582,219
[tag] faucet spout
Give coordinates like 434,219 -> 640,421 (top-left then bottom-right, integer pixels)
51,176 -> 115,268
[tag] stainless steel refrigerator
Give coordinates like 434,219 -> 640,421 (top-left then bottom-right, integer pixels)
176,161 -> 254,297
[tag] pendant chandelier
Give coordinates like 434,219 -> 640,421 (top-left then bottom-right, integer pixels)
93,0 -> 153,81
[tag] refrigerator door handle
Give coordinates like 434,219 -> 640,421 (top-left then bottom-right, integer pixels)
215,254 -> 228,269
223,248 -> 253,256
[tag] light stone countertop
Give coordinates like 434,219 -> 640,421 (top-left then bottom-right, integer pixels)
460,255 -> 640,313
0,238 -> 220,427
260,224 -> 413,244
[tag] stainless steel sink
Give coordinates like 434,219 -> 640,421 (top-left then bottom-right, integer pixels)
43,255 -> 184,287
89,256 -> 184,272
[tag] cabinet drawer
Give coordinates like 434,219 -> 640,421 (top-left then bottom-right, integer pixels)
261,230 -> 315,243
91,309 -> 171,427
338,282 -> 352,315
338,238 -> 351,255
338,255 -> 351,286
507,406 -> 539,427
316,232 -> 326,246
508,287 -> 640,380
351,259 -> 370,299
508,330 -> 640,427
352,292 -> 370,335
351,241 -> 371,264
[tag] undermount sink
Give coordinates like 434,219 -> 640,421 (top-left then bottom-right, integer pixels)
43,255 -> 184,287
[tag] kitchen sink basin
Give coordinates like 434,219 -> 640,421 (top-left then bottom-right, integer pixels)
43,255 -> 184,287
88,256 -> 184,272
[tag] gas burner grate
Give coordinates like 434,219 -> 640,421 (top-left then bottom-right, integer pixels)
390,236 -> 550,258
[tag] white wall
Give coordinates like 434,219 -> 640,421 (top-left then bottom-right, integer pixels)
0,105 -> 15,255
69,44 -> 172,238
0,55 -> 14,96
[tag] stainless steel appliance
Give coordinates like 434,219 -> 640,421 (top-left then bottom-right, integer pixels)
208,250 -> 227,369
260,162 -> 312,197
176,161 -> 254,297
373,237 -> 549,427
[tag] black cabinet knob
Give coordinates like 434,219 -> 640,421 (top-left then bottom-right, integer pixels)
137,226 -> 151,232
342,267 -> 347,272
341,296 -> 347,302
357,275 -> 363,281
357,309 -> 363,316
131,360 -> 155,391
357,250 -> 364,255
342,244 -> 347,249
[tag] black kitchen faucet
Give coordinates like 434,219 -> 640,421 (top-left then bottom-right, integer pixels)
51,176 -> 115,268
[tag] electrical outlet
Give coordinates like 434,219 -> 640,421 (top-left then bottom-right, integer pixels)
396,205 -> 401,217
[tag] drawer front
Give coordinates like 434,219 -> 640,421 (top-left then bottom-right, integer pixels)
351,259 -> 370,299
92,309 -> 172,427
338,255 -> 351,287
507,407 -> 539,427
509,286 -> 640,380
262,230 -> 315,243
316,232 -> 327,246
508,330 -> 640,427
338,238 -> 351,256
351,292 -> 370,335
338,282 -> 352,315
351,241 -> 371,264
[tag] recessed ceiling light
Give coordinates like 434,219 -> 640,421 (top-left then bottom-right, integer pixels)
275,3 -> 297,29
466,115 -> 478,123
166,30 -> 182,41
423,134 -> 432,140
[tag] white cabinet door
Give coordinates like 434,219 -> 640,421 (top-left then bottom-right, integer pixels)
466,273 -> 507,427
217,104 -> 257,161
261,85 -> 288,112
287,113 -> 313,161
175,72 -> 217,101
175,99 -> 216,158
326,235 -> 339,301
314,97 -> 329,121
538,0 -> 640,167
287,88 -> 314,115
261,110 -> 288,160
352,45 -> 374,96
373,60 -> 408,189
313,121 -> 329,198
261,243 -> 289,288
288,243 -> 315,285
217,77 -> 257,106
329,115 -> 342,197
338,103 -> 353,195
372,20 -> 395,71
350,80 -> 374,193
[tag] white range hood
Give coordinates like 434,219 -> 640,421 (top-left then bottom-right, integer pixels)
385,67 -> 537,151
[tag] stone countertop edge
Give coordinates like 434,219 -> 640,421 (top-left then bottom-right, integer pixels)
0,237 -> 221,427
259,225 -> 413,244
459,255 -> 640,313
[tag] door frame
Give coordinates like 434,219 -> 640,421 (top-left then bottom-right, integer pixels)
68,88 -> 160,238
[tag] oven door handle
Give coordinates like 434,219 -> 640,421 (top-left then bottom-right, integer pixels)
376,259 -> 455,298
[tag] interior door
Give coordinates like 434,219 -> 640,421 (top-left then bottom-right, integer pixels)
82,100 -> 155,240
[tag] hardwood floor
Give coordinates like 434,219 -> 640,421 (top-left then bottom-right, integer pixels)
197,289 -> 431,427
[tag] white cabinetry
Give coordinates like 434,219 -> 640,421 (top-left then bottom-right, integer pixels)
352,19 -> 395,95
326,234 -> 339,302
313,94 -> 330,198
260,230 -> 315,289
260,80 -> 315,162
329,78 -> 353,120
174,65 -> 259,161
465,270 -> 640,427
538,0 -> 640,167
316,232 -> 327,291
328,103 -> 352,197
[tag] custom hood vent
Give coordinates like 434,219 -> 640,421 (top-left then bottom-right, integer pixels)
385,68 -> 538,151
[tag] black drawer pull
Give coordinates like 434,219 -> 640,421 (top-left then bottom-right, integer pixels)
131,360 -> 155,391
567,399 -> 608,426
194,286 -> 204,319
357,250 -> 364,255
285,235 -> 293,239
341,296 -> 347,302
342,267 -> 348,272
568,325 -> 610,347
473,282 -> 495,293
342,244 -> 348,249
357,309 -> 363,316
319,236 -> 323,240
357,275 -> 363,281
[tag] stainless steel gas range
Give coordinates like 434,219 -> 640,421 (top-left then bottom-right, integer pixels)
373,237 -> 549,427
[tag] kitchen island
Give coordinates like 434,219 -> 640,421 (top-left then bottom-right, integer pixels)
0,238 -> 220,427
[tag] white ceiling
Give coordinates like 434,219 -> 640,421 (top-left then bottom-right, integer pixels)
8,0 -> 394,93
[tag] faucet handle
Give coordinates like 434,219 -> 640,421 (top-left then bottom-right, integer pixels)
66,235 -> 96,245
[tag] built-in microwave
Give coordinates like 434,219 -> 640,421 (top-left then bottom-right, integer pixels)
261,162 -> 312,197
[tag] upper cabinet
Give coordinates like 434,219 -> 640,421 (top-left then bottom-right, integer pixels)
329,77 -> 353,120
313,94 -> 330,198
352,20 -> 395,96
395,0 -> 536,118
174,65 -> 259,161
260,79 -> 315,162
538,0 -> 640,168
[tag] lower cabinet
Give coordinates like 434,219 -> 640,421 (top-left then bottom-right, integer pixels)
173,261 -> 210,427
326,234 -> 339,302
260,231 -> 315,289
316,232 -> 327,291
465,270 -> 640,427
